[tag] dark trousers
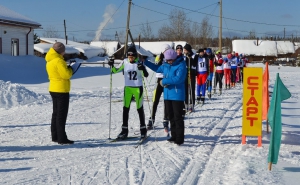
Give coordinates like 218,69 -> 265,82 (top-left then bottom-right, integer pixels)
123,106 -> 146,128
185,72 -> 196,106
231,68 -> 237,83
214,72 -> 224,89
151,78 -> 168,120
50,92 -> 69,142
239,67 -> 244,82
165,100 -> 185,144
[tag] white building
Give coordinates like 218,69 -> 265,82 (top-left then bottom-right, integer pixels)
90,41 -> 121,56
38,37 -> 105,59
0,5 -> 41,56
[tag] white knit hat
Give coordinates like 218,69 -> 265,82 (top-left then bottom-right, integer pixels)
161,44 -> 171,54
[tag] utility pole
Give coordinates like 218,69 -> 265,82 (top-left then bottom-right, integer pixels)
219,0 -> 222,52
284,27 -> 285,40
123,0 -> 132,58
64,19 -> 67,45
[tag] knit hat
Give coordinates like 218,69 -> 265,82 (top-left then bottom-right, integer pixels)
183,44 -> 192,53
206,48 -> 212,53
53,42 -> 65,54
127,47 -> 137,57
161,44 -> 171,53
164,49 -> 177,60
198,48 -> 204,53
176,44 -> 183,50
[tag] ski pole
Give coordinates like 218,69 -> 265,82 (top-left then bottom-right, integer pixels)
142,75 -> 156,139
148,71 -> 155,86
108,64 -> 112,140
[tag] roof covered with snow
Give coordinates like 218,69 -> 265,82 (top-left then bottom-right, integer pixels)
113,44 -> 153,58
39,38 -> 105,58
0,5 -> 41,28
90,41 -> 121,56
173,41 -> 187,48
276,41 -> 295,54
34,43 -> 78,54
232,40 -> 295,57
137,41 -> 174,55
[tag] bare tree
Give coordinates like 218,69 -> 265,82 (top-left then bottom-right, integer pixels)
43,26 -> 61,38
118,30 -> 125,44
248,29 -> 256,39
190,22 -> 201,47
158,9 -> 190,41
140,20 -> 154,40
199,17 -> 214,47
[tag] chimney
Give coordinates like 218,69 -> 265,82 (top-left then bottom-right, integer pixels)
257,38 -> 259,46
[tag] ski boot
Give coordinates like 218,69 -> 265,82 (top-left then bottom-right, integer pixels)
207,92 -> 212,99
167,137 -> 175,143
147,117 -> 154,130
213,88 -> 216,95
140,126 -> 147,139
201,97 -> 205,105
219,89 -> 222,95
163,119 -> 169,136
196,96 -> 201,104
117,126 -> 128,139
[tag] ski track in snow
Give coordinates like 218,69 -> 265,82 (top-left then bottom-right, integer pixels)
2,66 -> 298,184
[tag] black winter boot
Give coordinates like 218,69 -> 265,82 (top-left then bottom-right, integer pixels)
117,126 -> 128,139
147,117 -> 154,130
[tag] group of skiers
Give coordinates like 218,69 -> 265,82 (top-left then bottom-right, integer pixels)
45,41 -> 248,146
107,43 -> 249,146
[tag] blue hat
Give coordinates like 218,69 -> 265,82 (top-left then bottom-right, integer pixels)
206,48 -> 212,53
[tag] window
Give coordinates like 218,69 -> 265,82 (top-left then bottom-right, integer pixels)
0,37 -> 2,54
11,38 -> 19,56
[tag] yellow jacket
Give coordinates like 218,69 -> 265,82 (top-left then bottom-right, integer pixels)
45,48 -> 73,92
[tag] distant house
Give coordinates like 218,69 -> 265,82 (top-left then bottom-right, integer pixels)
112,44 -> 153,61
37,37 -> 105,60
90,41 -> 121,56
0,5 -> 41,56
137,41 -> 174,56
232,40 -> 295,63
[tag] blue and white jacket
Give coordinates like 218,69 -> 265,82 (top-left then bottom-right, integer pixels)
144,56 -> 187,101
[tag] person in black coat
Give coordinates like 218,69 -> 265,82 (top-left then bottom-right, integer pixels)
183,44 -> 197,113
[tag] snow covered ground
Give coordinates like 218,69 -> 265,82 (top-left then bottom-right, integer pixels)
0,54 -> 300,184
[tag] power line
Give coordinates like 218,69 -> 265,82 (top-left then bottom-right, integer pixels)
133,2 -> 296,37
154,0 -> 300,28
44,2 -> 296,38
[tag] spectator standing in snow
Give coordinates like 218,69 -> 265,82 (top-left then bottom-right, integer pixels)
108,47 -> 149,140
183,44 -> 197,113
147,44 -> 170,133
144,49 -> 187,145
45,42 -> 74,145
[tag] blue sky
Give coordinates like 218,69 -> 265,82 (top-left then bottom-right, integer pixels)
1,0 -> 300,41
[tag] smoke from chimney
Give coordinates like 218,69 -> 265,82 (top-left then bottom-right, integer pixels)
94,4 -> 116,41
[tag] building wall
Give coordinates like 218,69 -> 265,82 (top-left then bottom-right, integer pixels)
0,24 -> 34,55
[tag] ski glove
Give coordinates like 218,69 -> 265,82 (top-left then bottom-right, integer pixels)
137,63 -> 145,70
68,59 -> 76,67
108,58 -> 114,67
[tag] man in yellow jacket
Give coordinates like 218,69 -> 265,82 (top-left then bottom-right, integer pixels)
45,42 -> 74,145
